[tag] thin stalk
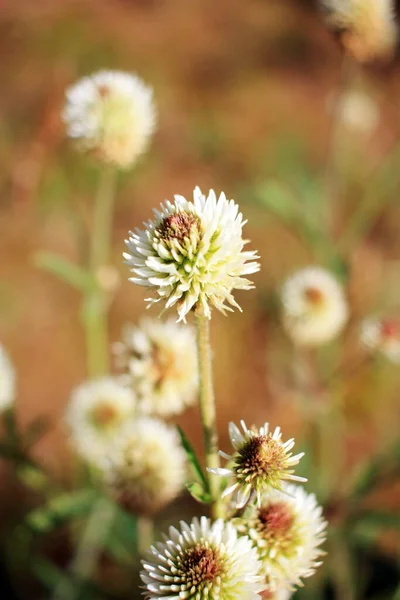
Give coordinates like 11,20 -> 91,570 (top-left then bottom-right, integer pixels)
82,167 -> 116,377
195,315 -> 223,520
137,515 -> 154,555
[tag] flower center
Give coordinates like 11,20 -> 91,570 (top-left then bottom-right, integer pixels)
258,501 -> 295,538
236,435 -> 285,483
380,319 -> 399,340
180,544 -> 222,588
304,286 -> 324,306
157,213 -> 200,243
90,402 -> 118,430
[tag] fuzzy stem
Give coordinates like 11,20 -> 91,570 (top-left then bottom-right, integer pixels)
82,167 -> 116,377
195,315 -> 223,520
137,515 -> 154,555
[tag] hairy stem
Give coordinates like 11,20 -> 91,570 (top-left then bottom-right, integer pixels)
82,167 -> 116,377
195,315 -> 223,520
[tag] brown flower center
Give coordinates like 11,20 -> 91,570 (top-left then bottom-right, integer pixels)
237,435 -> 284,480
157,213 -> 200,243
180,544 -> 222,586
90,402 -> 118,429
380,319 -> 399,340
304,286 -> 324,306
258,501 -> 294,538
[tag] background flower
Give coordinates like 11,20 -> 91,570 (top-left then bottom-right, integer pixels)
0,344 -> 15,412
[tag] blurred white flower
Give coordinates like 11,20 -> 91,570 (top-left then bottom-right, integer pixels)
0,344 -> 15,412
260,588 -> 292,600
65,377 -> 135,465
336,90 -> 380,134
235,484 -> 327,592
208,421 -> 306,509
281,267 -> 348,346
104,417 -> 186,515
322,0 -> 397,62
63,70 -> 156,168
141,516 -> 263,598
124,187 -> 260,322
114,317 -> 198,416
361,316 -> 400,363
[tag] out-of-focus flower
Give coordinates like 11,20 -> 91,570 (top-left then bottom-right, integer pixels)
114,318 -> 198,416
235,484 -> 327,592
141,516 -> 263,598
104,417 -> 186,515
62,70 -> 156,168
281,267 -> 348,347
124,187 -> 260,322
0,344 -> 15,412
361,316 -> 400,363
260,588 -> 292,600
208,421 -> 306,509
322,0 -> 397,62
65,377 -> 135,465
335,90 -> 380,134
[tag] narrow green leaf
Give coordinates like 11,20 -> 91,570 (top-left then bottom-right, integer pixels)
177,427 -> 209,492
26,489 -> 97,533
186,482 -> 212,504
34,252 -> 94,292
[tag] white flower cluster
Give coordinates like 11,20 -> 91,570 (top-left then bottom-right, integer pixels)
0,344 -> 15,412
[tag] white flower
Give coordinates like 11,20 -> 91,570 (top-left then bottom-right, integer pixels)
281,267 -> 348,346
113,318 -> 198,416
0,344 -> 15,412
65,377 -> 135,465
208,421 -> 306,509
235,484 -> 327,592
141,516 -> 263,598
62,70 -> 156,168
322,0 -> 397,62
361,316 -> 400,363
336,90 -> 380,134
124,187 -> 260,322
103,417 -> 186,515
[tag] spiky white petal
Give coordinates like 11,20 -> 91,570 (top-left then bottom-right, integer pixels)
124,187 -> 260,322
209,421 -> 306,508
114,318 -> 198,416
322,0 -> 397,62
361,316 -> 400,363
141,516 -> 263,598
65,377 -> 135,466
235,484 -> 327,592
0,344 -> 15,412
281,267 -> 348,346
63,70 -> 156,168
103,417 -> 186,515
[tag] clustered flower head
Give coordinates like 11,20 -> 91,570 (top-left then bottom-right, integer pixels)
114,317 -> 198,416
124,187 -> 260,322
103,417 -> 186,515
322,0 -> 397,62
361,316 -> 400,363
281,266 -> 349,347
65,377 -> 135,466
0,344 -> 15,412
141,516 -> 263,599
234,484 -> 327,593
208,421 -> 306,509
63,70 -> 156,168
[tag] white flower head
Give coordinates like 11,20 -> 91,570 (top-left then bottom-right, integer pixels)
65,377 -> 135,466
141,516 -> 263,598
336,90 -> 380,134
114,317 -> 198,416
361,316 -> 400,363
322,0 -> 397,62
281,267 -> 349,347
235,484 -> 327,591
124,187 -> 260,322
104,417 -> 186,515
62,70 -> 156,168
208,421 -> 306,509
0,344 -> 15,412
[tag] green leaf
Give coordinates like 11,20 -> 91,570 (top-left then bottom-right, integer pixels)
34,252 -> 94,292
26,489 -> 97,533
351,438 -> 400,498
103,506 -> 138,565
350,511 -> 400,546
177,427 -> 209,492
186,482 -> 212,504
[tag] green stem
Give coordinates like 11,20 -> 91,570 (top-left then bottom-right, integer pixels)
82,167 -> 116,377
137,515 -> 154,555
195,315 -> 223,520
